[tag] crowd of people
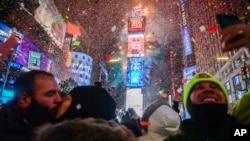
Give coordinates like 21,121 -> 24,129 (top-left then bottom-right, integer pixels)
1,18 -> 250,141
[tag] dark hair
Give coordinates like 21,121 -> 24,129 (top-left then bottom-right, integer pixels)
12,70 -> 55,102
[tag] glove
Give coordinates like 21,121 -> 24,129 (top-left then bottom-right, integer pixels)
232,91 -> 250,124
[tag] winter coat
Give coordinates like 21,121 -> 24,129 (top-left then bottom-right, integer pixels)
0,102 -> 33,141
139,100 -> 181,141
164,116 -> 235,141
232,90 -> 250,124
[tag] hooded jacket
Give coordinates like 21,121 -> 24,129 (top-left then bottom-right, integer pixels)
164,115 -> 236,141
232,90 -> 250,124
139,100 -> 181,141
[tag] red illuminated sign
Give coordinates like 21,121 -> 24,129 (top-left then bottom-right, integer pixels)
128,17 -> 145,32
127,34 -> 144,57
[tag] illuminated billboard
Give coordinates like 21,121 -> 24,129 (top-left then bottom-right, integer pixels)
34,1 -> 66,47
28,51 -> 41,69
0,21 -> 12,36
15,36 -> 51,71
0,62 -> 25,104
183,27 -> 192,55
0,21 -> 21,57
128,17 -> 145,32
126,57 -> 144,87
131,8 -> 143,17
69,51 -> 93,86
183,66 -> 197,84
0,88 -> 15,104
125,88 -> 143,117
127,34 -> 144,57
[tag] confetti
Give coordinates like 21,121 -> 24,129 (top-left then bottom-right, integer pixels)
0,0 -> 249,108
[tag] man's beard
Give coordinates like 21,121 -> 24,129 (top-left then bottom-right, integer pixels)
25,99 -> 55,127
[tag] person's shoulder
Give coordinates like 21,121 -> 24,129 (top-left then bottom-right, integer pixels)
0,102 -> 19,120
0,103 -> 9,114
232,90 -> 250,124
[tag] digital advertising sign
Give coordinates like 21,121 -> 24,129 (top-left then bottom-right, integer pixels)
28,51 -> 41,70
125,88 -> 143,117
69,51 -> 93,86
0,21 -> 21,58
127,34 -> 144,57
15,36 -> 51,71
183,66 -> 197,84
0,88 -> 15,104
128,17 -> 145,32
34,2 -> 66,47
131,8 -> 143,17
183,27 -> 192,56
0,21 -> 12,36
126,57 -> 144,87
0,61 -> 25,104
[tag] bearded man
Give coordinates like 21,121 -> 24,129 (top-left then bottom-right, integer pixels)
0,70 -> 62,141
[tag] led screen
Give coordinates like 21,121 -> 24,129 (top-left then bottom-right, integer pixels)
127,34 -> 144,57
69,51 -> 93,86
34,3 -> 66,47
126,57 -> 144,87
0,89 -> 15,104
128,17 -> 145,32
0,21 -> 11,44
0,62 -> 24,104
125,88 -> 143,117
15,36 -> 51,71
0,21 -> 12,35
183,66 -> 197,83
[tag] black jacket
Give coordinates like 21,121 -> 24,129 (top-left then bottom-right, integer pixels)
0,102 -> 33,141
164,115 -> 235,141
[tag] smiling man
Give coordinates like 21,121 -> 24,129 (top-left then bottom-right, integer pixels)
164,72 -> 236,141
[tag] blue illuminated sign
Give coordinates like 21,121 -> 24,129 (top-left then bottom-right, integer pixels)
0,89 -> 15,104
0,21 -> 12,34
0,35 -> 7,43
126,57 -> 144,87
0,21 -> 12,44
183,27 -> 192,56
9,62 -> 22,69
183,65 -> 196,81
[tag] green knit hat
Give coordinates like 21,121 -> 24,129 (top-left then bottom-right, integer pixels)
183,72 -> 229,113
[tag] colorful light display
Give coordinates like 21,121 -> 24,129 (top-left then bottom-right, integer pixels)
69,51 -> 93,86
126,57 -> 144,87
127,34 -> 145,57
15,36 -> 51,71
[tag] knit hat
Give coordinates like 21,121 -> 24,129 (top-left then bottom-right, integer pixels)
183,72 -> 228,113
57,86 -> 116,121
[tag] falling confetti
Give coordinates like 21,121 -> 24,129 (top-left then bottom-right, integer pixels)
56,18 -> 64,24
0,0 -> 249,107
111,25 -> 116,32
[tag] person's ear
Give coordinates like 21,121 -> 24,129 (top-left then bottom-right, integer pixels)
17,93 -> 32,108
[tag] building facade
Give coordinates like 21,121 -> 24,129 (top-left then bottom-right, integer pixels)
185,0 -> 250,104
